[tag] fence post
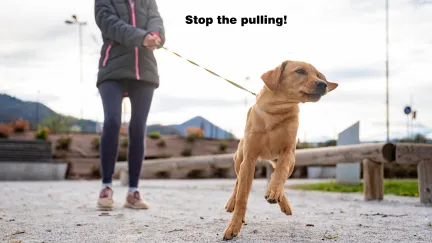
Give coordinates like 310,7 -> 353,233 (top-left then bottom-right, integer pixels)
363,158 -> 384,201
417,161 -> 432,205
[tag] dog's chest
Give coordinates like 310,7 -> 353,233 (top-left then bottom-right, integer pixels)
258,129 -> 296,160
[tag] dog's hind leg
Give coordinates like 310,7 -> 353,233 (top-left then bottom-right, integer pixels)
223,149 -> 258,240
225,140 -> 244,213
224,155 -> 241,213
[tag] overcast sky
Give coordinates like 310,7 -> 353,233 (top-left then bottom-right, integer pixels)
0,0 -> 431,141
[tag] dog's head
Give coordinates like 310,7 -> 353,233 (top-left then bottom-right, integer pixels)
260,60 -> 338,103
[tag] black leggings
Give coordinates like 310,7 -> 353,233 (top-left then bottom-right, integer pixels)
98,80 -> 155,188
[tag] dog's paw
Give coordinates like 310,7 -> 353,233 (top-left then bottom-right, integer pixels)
264,185 -> 285,204
222,218 -> 243,240
225,195 -> 236,213
278,194 -> 292,215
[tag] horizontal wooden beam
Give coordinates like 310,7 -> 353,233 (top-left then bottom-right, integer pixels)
115,143 -> 395,174
295,142 -> 395,166
395,143 -> 432,164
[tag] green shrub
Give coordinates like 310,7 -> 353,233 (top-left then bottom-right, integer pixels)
120,136 -> 129,148
186,134 -> 198,143
181,147 -> 192,157
0,124 -> 12,139
219,140 -> 228,152
117,150 -> 127,161
148,131 -> 161,139
13,119 -> 30,133
53,151 -> 68,159
35,127 -> 49,140
55,136 -> 72,150
156,139 -> 167,148
90,164 -> 101,179
91,136 -> 100,151
296,142 -> 315,149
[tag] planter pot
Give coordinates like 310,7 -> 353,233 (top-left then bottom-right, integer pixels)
0,161 -> 67,181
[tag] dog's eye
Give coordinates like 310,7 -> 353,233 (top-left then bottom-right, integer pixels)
295,69 -> 307,75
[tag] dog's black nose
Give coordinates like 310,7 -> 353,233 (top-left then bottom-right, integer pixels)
315,81 -> 327,93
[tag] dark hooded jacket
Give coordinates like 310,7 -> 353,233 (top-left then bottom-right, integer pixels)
94,0 -> 165,88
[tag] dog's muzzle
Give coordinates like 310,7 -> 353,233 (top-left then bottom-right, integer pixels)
314,81 -> 327,95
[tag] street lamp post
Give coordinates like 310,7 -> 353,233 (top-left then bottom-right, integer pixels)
65,15 -> 87,132
385,0 -> 390,142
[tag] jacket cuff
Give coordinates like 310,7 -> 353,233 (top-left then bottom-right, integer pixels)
135,30 -> 150,49
151,32 -> 165,47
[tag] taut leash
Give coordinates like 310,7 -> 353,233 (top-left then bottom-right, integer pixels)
150,43 -> 257,96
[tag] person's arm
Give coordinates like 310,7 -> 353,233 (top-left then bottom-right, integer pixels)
146,0 -> 166,46
94,0 -> 148,49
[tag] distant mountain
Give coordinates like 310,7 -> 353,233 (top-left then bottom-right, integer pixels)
0,94 -> 97,132
147,124 -> 181,136
147,116 -> 235,139
169,116 -> 235,139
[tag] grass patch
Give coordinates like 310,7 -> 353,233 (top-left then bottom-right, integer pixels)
148,131 -> 161,139
289,179 -> 419,197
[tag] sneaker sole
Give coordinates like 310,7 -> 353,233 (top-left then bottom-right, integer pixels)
124,202 -> 149,210
97,203 -> 114,211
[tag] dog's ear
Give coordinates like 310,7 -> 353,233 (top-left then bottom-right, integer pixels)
327,82 -> 338,92
318,72 -> 338,92
261,61 -> 288,91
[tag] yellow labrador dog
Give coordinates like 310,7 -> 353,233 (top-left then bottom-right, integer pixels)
223,60 -> 338,240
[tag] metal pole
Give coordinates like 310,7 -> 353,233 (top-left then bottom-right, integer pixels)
78,22 -> 85,132
37,90 -> 40,128
78,23 -> 83,87
385,0 -> 390,142
406,115 -> 409,139
65,16 -> 87,132
410,95 -> 413,139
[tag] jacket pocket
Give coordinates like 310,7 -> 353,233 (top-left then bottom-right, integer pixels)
103,41 -> 113,67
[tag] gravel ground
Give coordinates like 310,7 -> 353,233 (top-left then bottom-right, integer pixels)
0,179 -> 431,243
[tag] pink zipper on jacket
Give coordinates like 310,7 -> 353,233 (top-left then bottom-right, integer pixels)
129,0 -> 140,80
102,41 -> 113,67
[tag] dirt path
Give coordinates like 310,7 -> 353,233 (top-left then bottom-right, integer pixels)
0,179 -> 431,243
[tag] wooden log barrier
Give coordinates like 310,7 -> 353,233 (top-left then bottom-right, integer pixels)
294,142 -> 395,166
395,143 -> 432,164
417,162 -> 432,205
363,158 -> 384,201
115,142 -> 432,205
116,143 -> 395,184
395,143 -> 432,205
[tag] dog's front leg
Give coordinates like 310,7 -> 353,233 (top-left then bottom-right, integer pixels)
223,155 -> 257,240
265,149 -> 295,215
